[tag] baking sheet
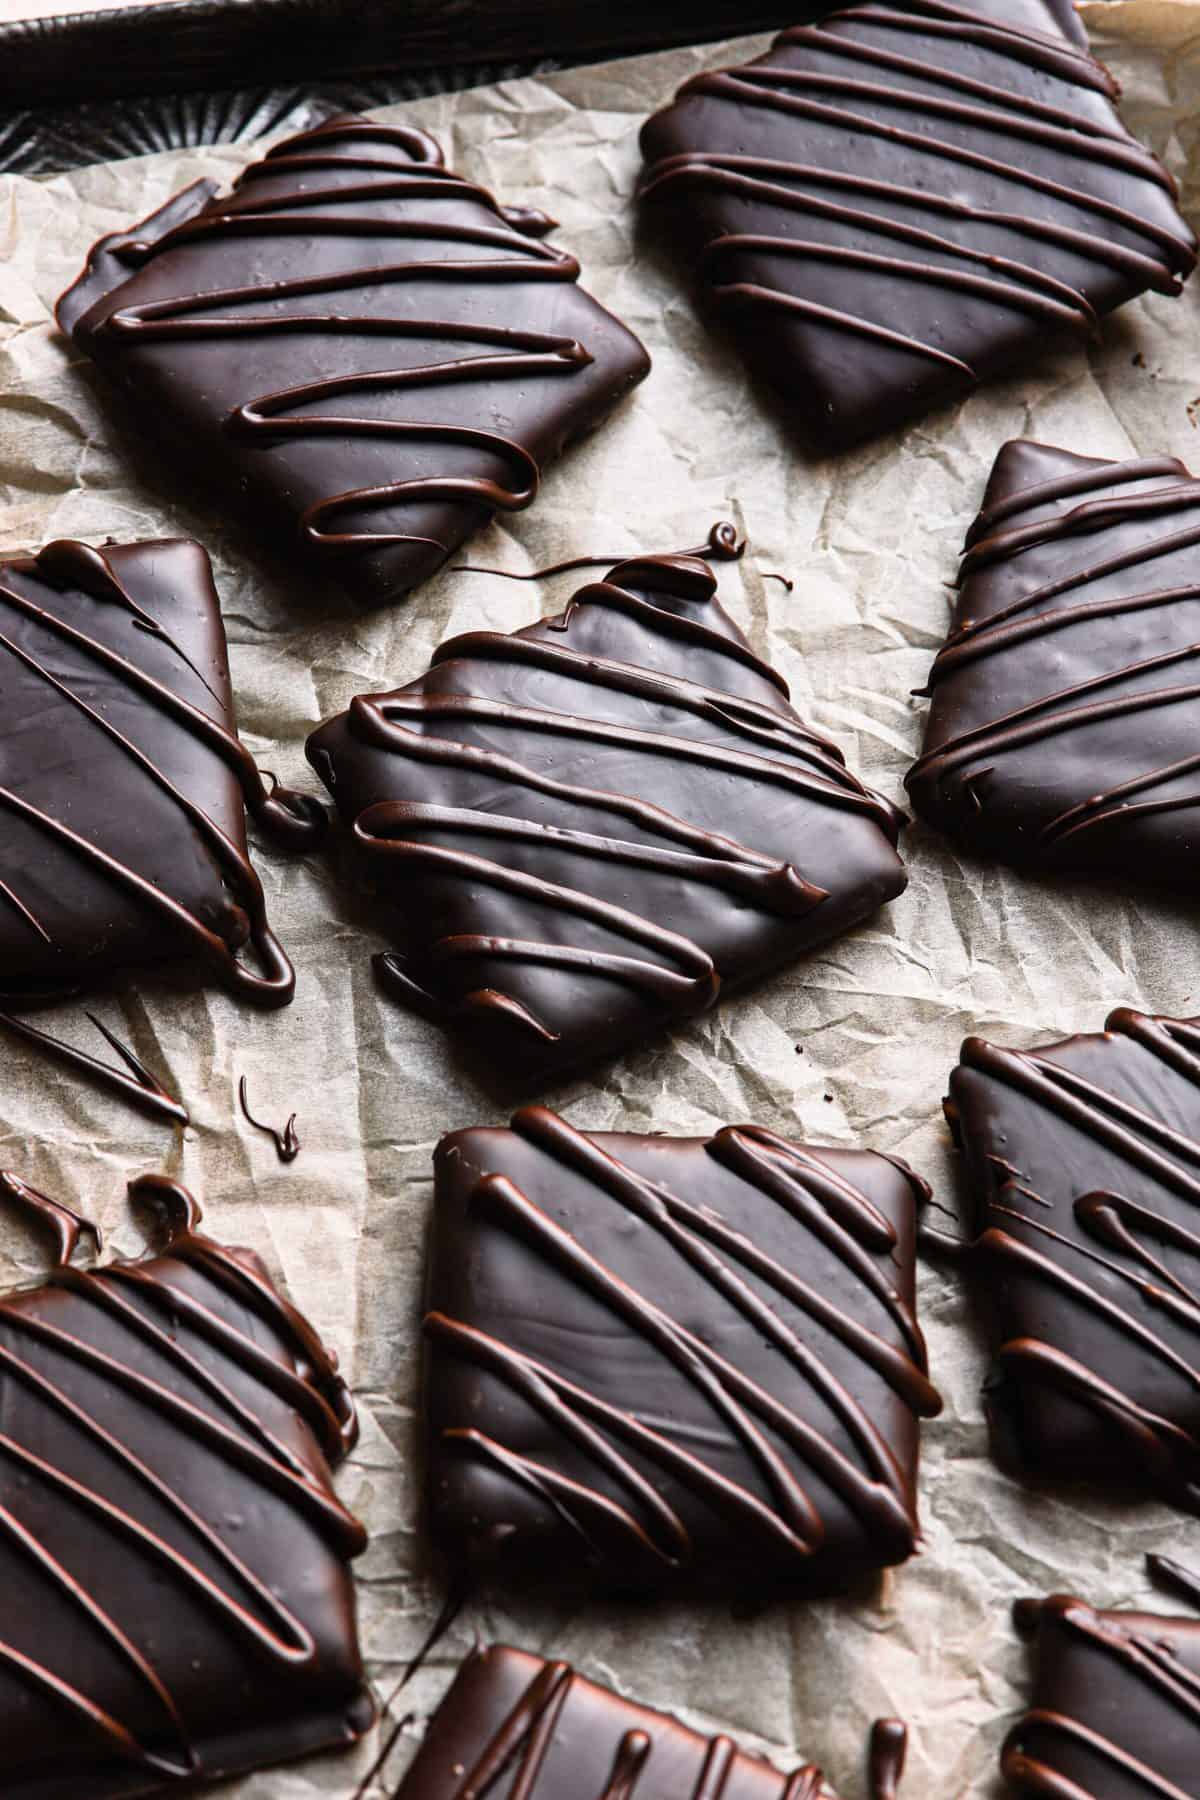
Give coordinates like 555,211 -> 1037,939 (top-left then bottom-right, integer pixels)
2,5 -> 1200,1793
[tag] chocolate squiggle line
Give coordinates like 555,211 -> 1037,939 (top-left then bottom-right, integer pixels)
954,1011 -> 1200,1506
641,3 -> 1193,382
0,541 -> 323,1009
89,117 -> 594,558
428,1107 -> 940,1578
908,455 -> 1200,850
0,1170 -> 363,1781
1004,1588 -> 1200,1798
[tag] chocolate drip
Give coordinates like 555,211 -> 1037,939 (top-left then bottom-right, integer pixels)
869,1720 -> 908,1800
58,117 -> 649,605
238,1074 -> 301,1163
308,550 -> 905,1085
0,537 -> 322,1010
0,1169 -> 371,1793
0,1010 -> 188,1126
640,4 -> 1194,448
424,1109 -> 939,1598
909,443 -> 1200,889
947,1007 -> 1200,1505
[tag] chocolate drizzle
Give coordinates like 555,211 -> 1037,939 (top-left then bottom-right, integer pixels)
1004,1558 -> 1200,1797
0,537 -> 323,1010
640,2 -> 1195,447
307,549 -> 905,1084
909,441 -> 1200,888
57,117 -> 649,605
392,1642 -> 904,1799
0,1168 -> 371,1794
946,1006 -> 1200,1505
424,1108 -> 939,1597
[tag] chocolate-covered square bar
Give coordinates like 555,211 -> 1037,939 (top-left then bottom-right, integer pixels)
306,548 -> 907,1087
0,537 -> 321,1009
1004,1566 -> 1200,1797
946,1008 -> 1200,1506
0,1169 -> 372,1796
57,116 -> 650,607
640,2 -> 1195,449
909,440 -> 1200,889
393,1643 -> 907,1799
422,1107 -> 941,1599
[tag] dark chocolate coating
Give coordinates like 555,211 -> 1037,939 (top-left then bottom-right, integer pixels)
946,1009 -> 1200,1506
394,1642 -> 905,1798
422,1107 -> 941,1598
306,550 -> 907,1086
0,536 -> 322,1010
639,2 -> 1195,451
1004,1588 -> 1200,1797
56,116 -> 650,607
909,440 -> 1200,889
0,1169 -> 372,1797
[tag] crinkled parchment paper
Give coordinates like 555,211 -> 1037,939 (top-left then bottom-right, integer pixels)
3,6 -> 1200,1794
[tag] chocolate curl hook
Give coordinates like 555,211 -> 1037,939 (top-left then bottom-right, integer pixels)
238,1074 -> 301,1163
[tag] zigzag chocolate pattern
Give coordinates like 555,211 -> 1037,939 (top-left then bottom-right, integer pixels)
1004,1558 -> 1200,1798
392,1643 -> 907,1800
639,1 -> 1195,446
0,1170 -> 371,1796
908,441 -> 1200,890
945,1008 -> 1200,1507
0,537 -> 321,1009
58,117 -> 649,602
306,551 -> 906,1083
424,1108 -> 940,1595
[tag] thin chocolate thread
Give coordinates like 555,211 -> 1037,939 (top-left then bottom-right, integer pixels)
453,520 -> 746,578
0,1010 -> 188,1126
238,1074 -> 300,1163
452,520 -> 795,589
427,1108 -> 940,1577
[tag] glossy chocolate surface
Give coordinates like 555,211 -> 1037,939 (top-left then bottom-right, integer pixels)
0,536 -> 321,1010
307,549 -> 906,1086
0,1169 -> 372,1797
422,1107 -> 940,1598
1004,1578 -> 1200,1797
394,1642 -> 905,1798
639,1 -> 1195,450
57,116 -> 650,606
946,1008 -> 1200,1505
909,440 -> 1200,889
